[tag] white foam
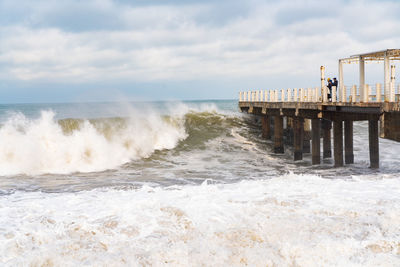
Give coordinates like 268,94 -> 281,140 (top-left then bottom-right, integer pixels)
0,109 -> 187,175
1,174 -> 399,266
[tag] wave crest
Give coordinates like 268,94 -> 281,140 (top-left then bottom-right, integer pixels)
0,110 -> 187,176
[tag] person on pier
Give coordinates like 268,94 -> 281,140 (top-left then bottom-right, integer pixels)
333,77 -> 338,88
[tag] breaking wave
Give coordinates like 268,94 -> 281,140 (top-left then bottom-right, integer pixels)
0,110 -> 187,175
0,104 -> 242,176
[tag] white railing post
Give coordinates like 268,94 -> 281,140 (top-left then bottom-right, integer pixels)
363,85 -> 368,103
323,86 -> 328,102
275,90 -> 278,102
376,83 -> 381,102
342,86 -> 347,102
299,88 -> 304,102
239,92 -> 242,101
287,88 -> 292,102
294,88 -> 298,102
281,89 -> 285,102
368,84 -> 372,102
307,88 -> 312,102
332,86 -> 337,103
351,85 -> 356,103
384,83 -> 390,102
314,87 -> 319,102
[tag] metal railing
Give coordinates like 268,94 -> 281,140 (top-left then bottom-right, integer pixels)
239,83 -> 400,103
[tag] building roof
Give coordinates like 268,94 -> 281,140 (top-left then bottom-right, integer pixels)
340,49 -> 400,64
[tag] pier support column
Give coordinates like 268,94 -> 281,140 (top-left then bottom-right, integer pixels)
311,119 -> 321,165
322,119 -> 332,158
344,120 -> 354,164
333,120 -> 344,167
303,119 -> 311,153
293,117 -> 304,161
369,119 -> 379,169
274,116 -> 284,154
261,115 -> 271,139
286,117 -> 294,145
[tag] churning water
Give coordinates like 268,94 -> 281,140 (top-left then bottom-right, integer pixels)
0,100 -> 399,266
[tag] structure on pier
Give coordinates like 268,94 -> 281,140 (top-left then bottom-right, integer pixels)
238,49 -> 400,168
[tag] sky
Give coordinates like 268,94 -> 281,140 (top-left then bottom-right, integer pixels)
0,0 -> 399,103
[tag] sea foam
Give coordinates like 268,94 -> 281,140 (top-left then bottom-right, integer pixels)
1,174 -> 399,266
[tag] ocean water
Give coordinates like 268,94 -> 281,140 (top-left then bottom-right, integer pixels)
0,100 -> 399,266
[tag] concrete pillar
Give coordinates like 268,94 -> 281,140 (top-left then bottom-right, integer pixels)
359,56 -> 365,98
344,120 -> 354,164
391,65 -> 396,84
390,65 -> 396,102
274,116 -> 284,154
322,119 -> 332,158
285,117 -> 294,146
311,119 -> 321,165
320,66 -> 325,98
384,52 -> 390,101
339,59 -> 344,101
369,119 -> 379,168
261,116 -> 271,139
333,120 -> 344,167
293,117 -> 304,161
303,119 -> 311,153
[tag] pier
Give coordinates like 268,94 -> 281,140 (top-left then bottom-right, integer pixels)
239,49 -> 400,168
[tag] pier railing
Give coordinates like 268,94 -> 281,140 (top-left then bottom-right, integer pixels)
239,83 -> 400,103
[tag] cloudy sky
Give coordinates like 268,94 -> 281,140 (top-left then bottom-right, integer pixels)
0,0 -> 399,103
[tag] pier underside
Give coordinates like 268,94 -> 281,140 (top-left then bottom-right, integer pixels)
240,101 -> 400,168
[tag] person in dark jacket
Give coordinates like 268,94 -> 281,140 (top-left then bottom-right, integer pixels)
333,77 -> 338,88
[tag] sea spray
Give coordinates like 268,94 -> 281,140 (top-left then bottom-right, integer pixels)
0,109 -> 187,175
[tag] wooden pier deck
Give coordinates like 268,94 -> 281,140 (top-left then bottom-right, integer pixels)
238,88 -> 400,168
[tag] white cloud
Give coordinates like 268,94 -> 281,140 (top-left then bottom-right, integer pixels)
0,0 -> 399,89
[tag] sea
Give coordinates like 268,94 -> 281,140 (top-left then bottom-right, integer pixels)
0,100 -> 399,266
